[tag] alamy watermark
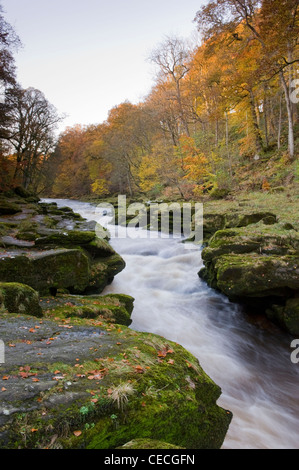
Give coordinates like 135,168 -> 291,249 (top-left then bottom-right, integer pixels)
94,195 -> 203,249
291,339 -> 299,364
290,79 -> 299,104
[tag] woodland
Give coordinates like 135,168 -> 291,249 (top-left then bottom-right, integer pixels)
0,0 -> 298,201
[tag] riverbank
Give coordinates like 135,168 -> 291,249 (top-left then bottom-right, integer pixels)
0,189 -> 232,449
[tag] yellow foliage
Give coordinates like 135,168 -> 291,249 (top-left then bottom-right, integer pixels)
138,155 -> 161,192
91,178 -> 110,196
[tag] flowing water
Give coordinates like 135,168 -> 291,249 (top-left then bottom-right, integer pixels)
43,198 -> 299,449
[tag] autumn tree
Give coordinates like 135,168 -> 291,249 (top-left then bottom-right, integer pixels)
149,35 -> 191,137
194,0 -> 299,159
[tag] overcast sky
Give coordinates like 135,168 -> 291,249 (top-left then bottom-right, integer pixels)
2,0 -> 205,134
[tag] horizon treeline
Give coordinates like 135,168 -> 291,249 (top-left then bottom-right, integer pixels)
1,0 -> 299,200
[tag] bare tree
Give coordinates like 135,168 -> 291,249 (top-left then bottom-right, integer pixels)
6,86 -> 64,190
149,36 -> 191,136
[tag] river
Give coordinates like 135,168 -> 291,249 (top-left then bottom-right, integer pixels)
43,198 -> 299,449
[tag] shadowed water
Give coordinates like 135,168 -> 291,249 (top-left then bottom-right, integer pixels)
44,198 -> 299,449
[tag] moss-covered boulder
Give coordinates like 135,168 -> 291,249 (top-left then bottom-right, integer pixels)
0,282 -> 42,317
0,302 -> 232,449
44,293 -> 134,326
200,208 -> 277,240
199,219 -> 299,334
0,199 -> 22,216
203,253 -> 299,299
0,196 -> 126,296
0,249 -> 90,295
266,298 -> 299,336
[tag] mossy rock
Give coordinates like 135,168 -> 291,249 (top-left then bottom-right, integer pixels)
0,200 -> 22,216
0,313 -> 232,449
267,298 -> 299,336
201,223 -> 299,262
35,230 -> 96,248
206,253 -> 299,300
48,293 -> 134,326
0,249 -> 91,295
117,438 -> 184,449
0,282 -> 42,317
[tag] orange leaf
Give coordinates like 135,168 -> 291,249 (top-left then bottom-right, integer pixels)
31,428 -> 38,433
157,351 -> 167,357
73,430 -> 82,437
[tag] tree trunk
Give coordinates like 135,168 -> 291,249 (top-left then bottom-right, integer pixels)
263,85 -> 269,149
277,93 -> 283,150
249,89 -> 263,156
280,70 -> 295,160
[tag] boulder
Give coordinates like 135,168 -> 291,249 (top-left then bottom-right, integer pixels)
0,249 -> 90,295
0,198 -> 126,296
0,303 -> 232,449
199,221 -> 299,334
0,282 -> 42,317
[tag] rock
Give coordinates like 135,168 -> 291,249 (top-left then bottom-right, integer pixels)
200,209 -> 278,240
199,218 -> 299,335
0,305 -> 232,449
0,200 -> 21,216
206,254 -> 299,299
0,249 -> 91,295
48,293 -> 134,326
0,282 -> 42,317
0,197 -> 126,296
267,298 -> 299,336
117,438 -> 184,449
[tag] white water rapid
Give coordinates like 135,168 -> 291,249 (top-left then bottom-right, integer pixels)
44,198 -> 299,449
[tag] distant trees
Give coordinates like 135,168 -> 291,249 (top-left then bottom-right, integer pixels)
2,0 -> 296,199
49,0 -> 298,200
5,87 -> 63,191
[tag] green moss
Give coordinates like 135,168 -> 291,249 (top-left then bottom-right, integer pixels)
44,293 -> 134,326
1,320 -> 232,450
0,249 -> 91,295
117,438 -> 184,449
0,282 -> 42,317
35,230 -> 96,247
0,199 -> 22,216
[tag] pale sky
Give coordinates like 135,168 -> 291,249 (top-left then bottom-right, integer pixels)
2,0 -> 205,134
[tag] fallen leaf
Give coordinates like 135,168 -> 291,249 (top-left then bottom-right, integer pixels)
73,430 -> 82,437
135,365 -> 144,373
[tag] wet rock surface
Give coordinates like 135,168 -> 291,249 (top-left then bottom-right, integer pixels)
0,294 -> 231,449
199,204 -> 299,335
